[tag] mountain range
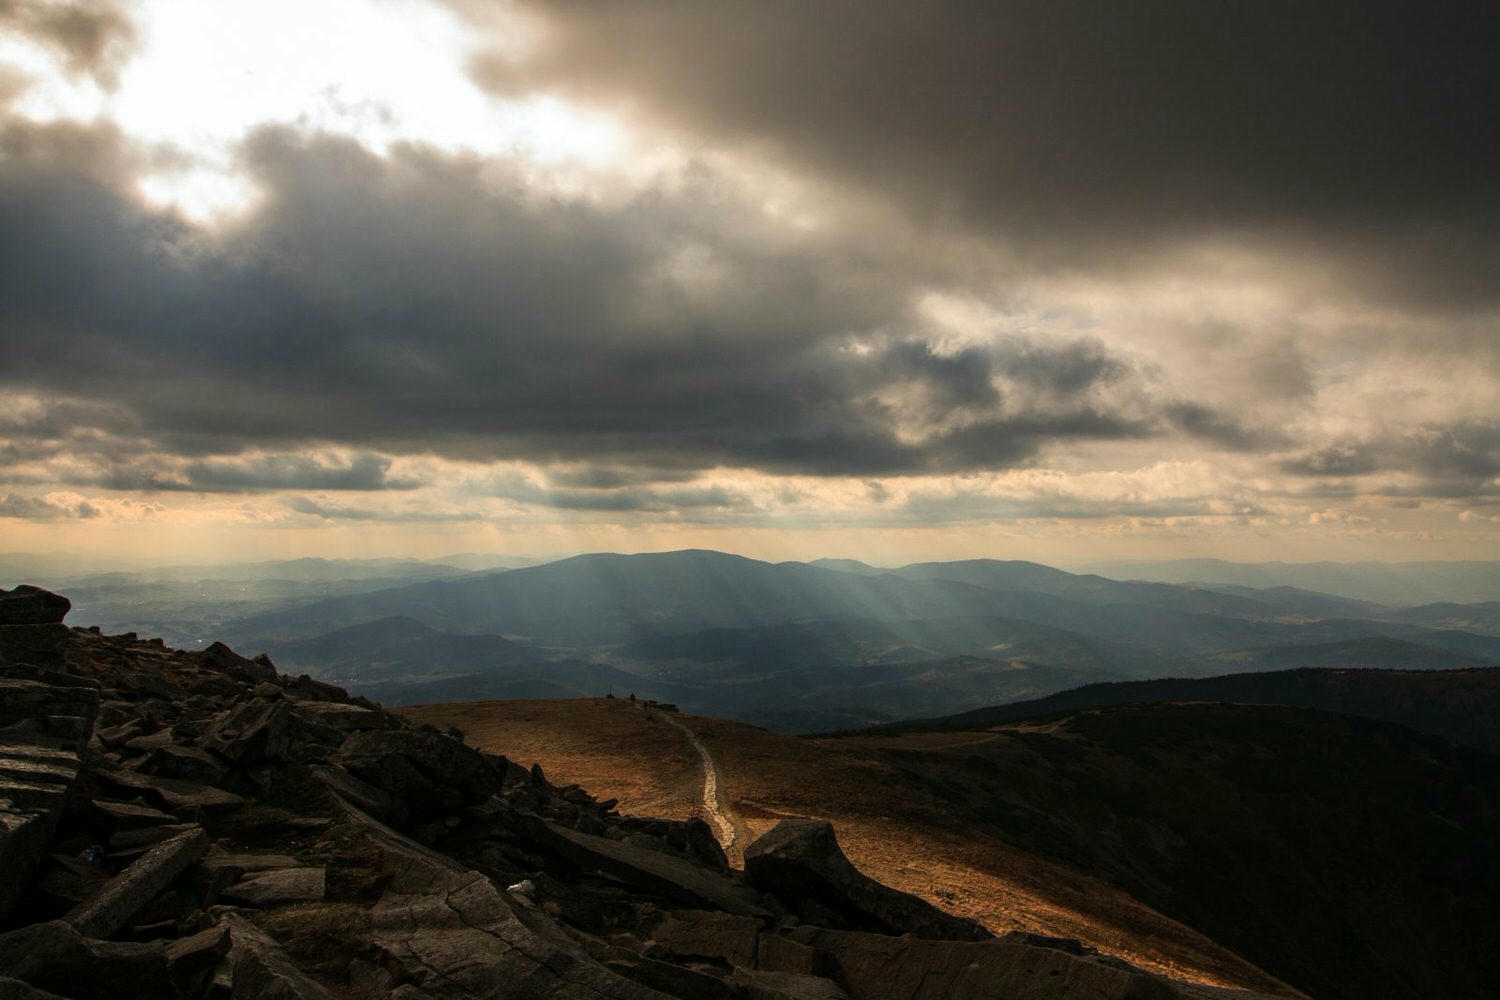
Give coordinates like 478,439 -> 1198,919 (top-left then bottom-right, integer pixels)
12,550 -> 1500,731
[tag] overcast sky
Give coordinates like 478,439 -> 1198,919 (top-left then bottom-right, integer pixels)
1,0 -> 1497,565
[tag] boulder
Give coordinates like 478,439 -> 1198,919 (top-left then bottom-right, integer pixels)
93,765 -> 245,815
0,976 -> 68,999
222,867 -> 326,908
67,826 -> 210,938
165,924 -> 232,997
199,642 -> 277,684
202,699 -> 340,765
727,968 -> 850,1000
0,587 -> 69,626
0,626 -> 70,670
140,744 -> 230,785
367,860 -> 667,999
520,816 -> 770,918
0,679 -> 98,733
649,909 -> 761,968
289,701 -> 390,732
223,913 -> 333,1000
0,921 -> 171,1000
778,925 -> 1242,1000
0,740 -> 82,916
309,763 -> 409,827
744,821 -> 989,942
336,729 -> 502,815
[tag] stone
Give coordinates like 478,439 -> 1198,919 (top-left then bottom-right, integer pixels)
203,699 -> 309,764
93,766 -> 245,815
68,826 -> 210,938
668,816 -> 729,871
222,867 -> 326,908
139,743 -> 230,784
337,729 -> 502,815
0,977 -> 68,999
745,821 -> 989,942
165,924 -> 232,997
0,679 -> 99,732
309,763 -> 409,827
0,664 -> 97,689
0,807 -> 53,918
281,674 -> 352,703
648,909 -> 761,968
223,913 -> 334,1000
521,816 -> 770,918
91,799 -> 178,829
783,926 -> 1215,1000
727,968 -> 850,1000
0,920 -> 171,1000
367,857 -> 667,999
0,741 -> 81,916
199,642 -> 278,684
0,626 -> 71,670
289,700 -> 390,732
0,586 -> 70,626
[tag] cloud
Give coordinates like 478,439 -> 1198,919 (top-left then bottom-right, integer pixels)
0,119 -> 1231,480
0,0 -> 138,89
285,496 -> 485,522
179,453 -> 419,492
1279,421 -> 1500,501
473,1 -> 1499,313
0,490 -> 98,519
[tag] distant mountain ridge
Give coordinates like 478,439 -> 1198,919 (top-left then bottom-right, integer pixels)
887,665 -> 1500,755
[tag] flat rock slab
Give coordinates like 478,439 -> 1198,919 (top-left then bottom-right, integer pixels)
0,807 -> 53,918
528,818 -> 771,918
68,826 -> 209,938
785,927 -> 1278,1000
0,680 -> 98,731
91,799 -> 178,829
0,920 -> 171,1000
223,913 -> 332,1000
290,701 -> 390,732
370,864 -> 670,999
94,765 -> 245,814
745,820 -> 988,942
222,867 -> 326,908
0,742 -> 80,916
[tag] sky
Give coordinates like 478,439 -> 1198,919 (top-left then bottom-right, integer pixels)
1,0 -> 1497,567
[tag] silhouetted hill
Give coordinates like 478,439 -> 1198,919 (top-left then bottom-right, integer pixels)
1086,559 -> 1500,605
868,702 -> 1500,999
1378,601 -> 1500,636
894,665 -> 1500,755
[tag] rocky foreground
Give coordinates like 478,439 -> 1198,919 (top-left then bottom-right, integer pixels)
0,585 -> 1280,999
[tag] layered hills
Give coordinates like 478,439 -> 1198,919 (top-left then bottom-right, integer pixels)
96,549 -> 1489,732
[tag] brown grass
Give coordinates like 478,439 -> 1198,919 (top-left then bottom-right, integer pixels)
404,698 -> 1298,996
402,697 -> 703,820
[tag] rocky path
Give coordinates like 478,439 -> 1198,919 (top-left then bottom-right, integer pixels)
654,711 -> 739,863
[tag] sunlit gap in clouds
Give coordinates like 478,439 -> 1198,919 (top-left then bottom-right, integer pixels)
2,0 -> 626,223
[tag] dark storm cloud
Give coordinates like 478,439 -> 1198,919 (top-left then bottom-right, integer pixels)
476,0 -> 1500,311
0,0 -> 137,88
0,118 -> 1226,480
0,491 -> 98,520
180,454 -> 419,492
1165,403 -> 1288,453
1281,421 -> 1500,498
286,497 -> 486,522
